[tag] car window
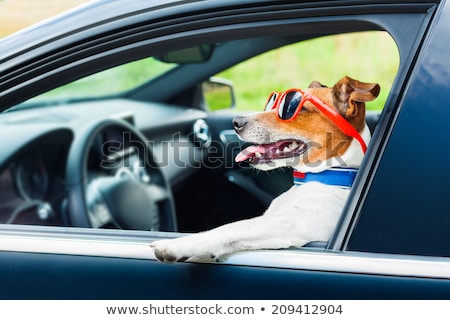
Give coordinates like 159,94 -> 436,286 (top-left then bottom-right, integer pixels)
209,31 -> 398,113
0,29 -> 401,255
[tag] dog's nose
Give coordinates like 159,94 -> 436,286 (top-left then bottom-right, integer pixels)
233,116 -> 248,133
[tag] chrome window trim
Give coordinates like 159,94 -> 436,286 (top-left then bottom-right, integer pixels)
0,225 -> 449,280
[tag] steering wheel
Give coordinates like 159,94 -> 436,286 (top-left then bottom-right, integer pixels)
65,119 -> 176,231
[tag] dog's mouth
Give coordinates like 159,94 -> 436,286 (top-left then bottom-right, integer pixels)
235,139 -> 307,164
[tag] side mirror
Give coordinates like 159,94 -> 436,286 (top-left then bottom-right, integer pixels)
202,77 -> 236,111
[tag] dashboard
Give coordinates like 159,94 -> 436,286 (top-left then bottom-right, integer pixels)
0,99 -> 209,228
0,137 -> 71,225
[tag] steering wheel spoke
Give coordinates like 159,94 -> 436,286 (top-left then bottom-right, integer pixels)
145,184 -> 170,203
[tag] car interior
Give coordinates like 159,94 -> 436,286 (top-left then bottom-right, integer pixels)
0,30 -> 396,238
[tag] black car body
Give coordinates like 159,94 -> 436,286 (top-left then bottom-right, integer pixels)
0,0 -> 449,299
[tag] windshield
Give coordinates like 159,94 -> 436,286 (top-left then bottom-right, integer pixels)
13,56 -> 177,109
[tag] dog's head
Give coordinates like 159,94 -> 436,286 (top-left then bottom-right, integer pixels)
234,76 -> 380,172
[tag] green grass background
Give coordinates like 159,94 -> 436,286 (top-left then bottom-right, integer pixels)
215,31 -> 399,111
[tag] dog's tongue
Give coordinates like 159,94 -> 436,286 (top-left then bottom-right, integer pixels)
235,145 -> 267,162
235,140 -> 307,164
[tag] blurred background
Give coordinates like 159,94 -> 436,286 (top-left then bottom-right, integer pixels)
0,0 -> 399,111
0,0 -> 88,37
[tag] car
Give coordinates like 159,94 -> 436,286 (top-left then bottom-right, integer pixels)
0,0 -> 450,300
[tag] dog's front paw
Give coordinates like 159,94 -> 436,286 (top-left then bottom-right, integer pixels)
150,241 -> 190,263
150,239 -> 187,263
150,236 -> 218,263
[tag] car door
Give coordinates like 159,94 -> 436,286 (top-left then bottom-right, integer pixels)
1,0 -> 450,300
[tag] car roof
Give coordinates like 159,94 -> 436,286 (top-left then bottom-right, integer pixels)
0,0 -> 181,60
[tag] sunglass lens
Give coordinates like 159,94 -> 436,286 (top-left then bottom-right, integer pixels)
279,91 -> 302,120
264,93 -> 278,111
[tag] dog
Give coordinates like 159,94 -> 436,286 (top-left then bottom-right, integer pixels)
150,75 -> 380,263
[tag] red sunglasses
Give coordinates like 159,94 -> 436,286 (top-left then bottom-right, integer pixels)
264,89 -> 367,153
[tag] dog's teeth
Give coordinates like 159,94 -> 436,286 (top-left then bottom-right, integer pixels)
255,152 -> 262,158
291,141 -> 299,149
283,146 -> 290,152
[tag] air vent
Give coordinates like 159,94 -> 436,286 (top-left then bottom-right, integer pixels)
192,119 -> 212,148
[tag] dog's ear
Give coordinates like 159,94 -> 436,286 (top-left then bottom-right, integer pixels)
308,80 -> 327,88
333,75 -> 380,118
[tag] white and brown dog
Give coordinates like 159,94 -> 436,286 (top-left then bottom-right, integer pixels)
150,76 -> 380,263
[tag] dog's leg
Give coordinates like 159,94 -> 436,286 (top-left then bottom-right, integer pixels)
150,212 -> 305,262
150,183 -> 347,263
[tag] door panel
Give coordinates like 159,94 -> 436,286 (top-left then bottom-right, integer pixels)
1,250 -> 449,299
